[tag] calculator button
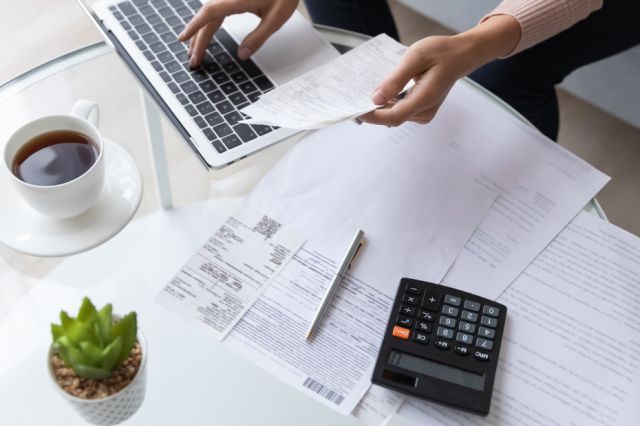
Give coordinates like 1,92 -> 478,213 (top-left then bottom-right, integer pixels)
478,326 -> 495,339
417,310 -> 434,322
392,326 -> 410,340
436,327 -> 454,339
454,344 -> 471,356
399,305 -> 416,317
405,283 -> 423,295
415,321 -> 432,333
434,339 -> 451,351
482,305 -> 500,317
474,350 -> 490,362
412,331 -> 430,345
461,311 -> 478,322
476,338 -> 493,351
441,305 -> 459,317
456,332 -> 474,345
439,316 -> 456,328
459,321 -> 476,333
421,293 -> 440,311
396,315 -> 413,328
444,295 -> 461,306
480,316 -> 498,328
402,294 -> 419,306
463,300 -> 481,312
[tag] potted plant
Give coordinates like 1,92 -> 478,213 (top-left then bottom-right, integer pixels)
48,297 -> 147,425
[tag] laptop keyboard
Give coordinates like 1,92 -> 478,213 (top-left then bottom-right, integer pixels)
108,0 -> 278,153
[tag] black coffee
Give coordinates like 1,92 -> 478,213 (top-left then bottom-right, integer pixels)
12,130 -> 99,186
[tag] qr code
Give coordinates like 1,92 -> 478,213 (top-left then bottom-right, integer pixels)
253,215 -> 281,239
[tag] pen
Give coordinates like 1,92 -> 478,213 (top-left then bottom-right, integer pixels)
305,229 -> 365,340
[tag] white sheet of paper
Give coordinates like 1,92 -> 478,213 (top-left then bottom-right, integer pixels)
222,121 -> 497,415
396,211 -> 640,425
240,34 -> 408,129
352,385 -> 405,426
427,80 -> 610,299
156,202 -> 305,340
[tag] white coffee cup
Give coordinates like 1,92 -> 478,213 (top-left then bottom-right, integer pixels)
3,100 -> 105,219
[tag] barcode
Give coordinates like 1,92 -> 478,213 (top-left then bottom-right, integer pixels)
253,215 -> 281,239
302,377 -> 345,405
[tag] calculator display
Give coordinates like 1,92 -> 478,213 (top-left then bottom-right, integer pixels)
389,350 -> 485,391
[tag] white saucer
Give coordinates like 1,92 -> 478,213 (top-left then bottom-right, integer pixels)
0,139 -> 143,257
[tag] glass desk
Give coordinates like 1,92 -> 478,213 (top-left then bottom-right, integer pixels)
0,24 -> 606,426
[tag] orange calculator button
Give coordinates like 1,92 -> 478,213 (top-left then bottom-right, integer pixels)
392,326 -> 410,340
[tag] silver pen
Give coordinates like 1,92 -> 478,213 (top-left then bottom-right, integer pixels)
305,229 -> 365,340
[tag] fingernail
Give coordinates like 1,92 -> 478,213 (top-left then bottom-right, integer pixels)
178,31 -> 185,40
372,89 -> 386,105
238,47 -> 251,60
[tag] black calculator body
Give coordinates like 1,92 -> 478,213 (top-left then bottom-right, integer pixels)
372,278 -> 507,415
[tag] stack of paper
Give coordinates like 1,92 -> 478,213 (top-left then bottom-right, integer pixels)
241,34 -> 409,129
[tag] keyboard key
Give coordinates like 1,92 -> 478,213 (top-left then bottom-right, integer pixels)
220,82 -> 237,94
161,32 -> 176,43
168,41 -> 184,53
168,0 -> 183,6
437,327 -> 454,339
202,128 -> 216,140
203,59 -> 221,74
188,91 -> 206,104
157,51 -> 173,62
196,101 -> 215,115
113,11 -> 124,21
176,93 -> 188,105
396,315 -> 413,328
454,344 -> 471,356
157,7 -> 173,17
251,124 -> 272,136
399,305 -> 416,317
254,75 -> 274,91
464,300 -> 481,312
222,134 -> 242,149
185,105 -> 197,116
176,6 -> 191,17
179,81 -> 197,93
239,80 -> 258,94
166,15 -> 182,26
172,71 -> 189,83
139,5 -> 154,16
392,325 -> 410,340
128,14 -> 144,25
229,92 -> 247,106
442,305 -> 459,317
211,139 -> 227,153
224,111 -> 242,126
461,310 -> 478,322
415,321 -> 432,333
120,20 -> 132,30
417,310 -> 434,322
147,13 -> 162,24
212,72 -> 230,84
135,23 -> 151,34
127,30 -> 140,40
132,0 -> 148,6
483,305 -> 500,317
190,69 -> 209,82
476,338 -> 493,351
474,350 -> 490,362
135,40 -> 146,50
444,295 -> 461,307
175,51 -> 189,62
153,22 -> 169,33
459,321 -> 476,333
199,80 -> 216,93
456,332 -> 473,345
247,91 -> 260,103
194,116 -> 207,128
480,316 -> 498,328
165,60 -> 181,73
402,294 -> 419,306
213,123 -> 233,138
215,100 -> 233,115
440,317 -> 456,329
478,326 -> 496,339
151,60 -> 162,71
223,62 -> 239,73
231,71 -> 248,83
207,42 -> 224,55
143,50 -> 154,61
118,2 -> 136,15
421,292 -> 440,311
233,124 -> 257,142
204,112 -> 223,126
207,90 -> 224,103
151,0 -> 167,6
434,338 -> 451,350
159,71 -> 171,82
187,0 -> 201,10
412,331 -> 429,345
214,52 -> 232,65
142,32 -> 159,44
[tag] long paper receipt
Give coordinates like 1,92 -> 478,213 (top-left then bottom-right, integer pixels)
241,33 -> 407,129
155,203 -> 305,340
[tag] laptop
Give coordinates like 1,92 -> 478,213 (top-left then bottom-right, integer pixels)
82,0 -> 338,168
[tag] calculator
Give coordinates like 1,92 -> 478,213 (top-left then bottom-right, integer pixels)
371,278 -> 507,415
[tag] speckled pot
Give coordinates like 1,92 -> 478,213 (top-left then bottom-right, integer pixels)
47,330 -> 147,426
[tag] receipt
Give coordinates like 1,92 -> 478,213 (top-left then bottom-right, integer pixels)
240,34 -> 408,129
155,202 -> 305,340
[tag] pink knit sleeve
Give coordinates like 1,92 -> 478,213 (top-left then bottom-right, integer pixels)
483,0 -> 603,55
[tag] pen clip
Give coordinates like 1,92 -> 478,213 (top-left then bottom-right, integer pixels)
348,239 -> 364,270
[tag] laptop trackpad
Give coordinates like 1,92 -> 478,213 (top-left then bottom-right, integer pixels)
224,12 -> 339,86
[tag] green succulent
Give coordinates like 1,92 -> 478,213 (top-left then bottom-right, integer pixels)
51,297 -> 137,380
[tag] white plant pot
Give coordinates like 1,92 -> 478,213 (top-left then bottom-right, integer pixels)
47,330 -> 148,426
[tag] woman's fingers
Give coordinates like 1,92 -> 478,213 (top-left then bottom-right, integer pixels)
188,20 -> 222,67
179,0 -> 242,42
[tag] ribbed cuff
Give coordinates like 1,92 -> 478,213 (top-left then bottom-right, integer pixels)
482,0 -> 603,56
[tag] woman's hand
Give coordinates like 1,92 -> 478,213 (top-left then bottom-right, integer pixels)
178,0 -> 299,68
360,15 -> 521,127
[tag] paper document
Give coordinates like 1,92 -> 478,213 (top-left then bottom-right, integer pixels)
398,211 -> 640,425
352,385 -> 405,426
156,202 -> 305,340
222,121 -> 497,415
428,80 -> 609,299
241,34 -> 408,129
